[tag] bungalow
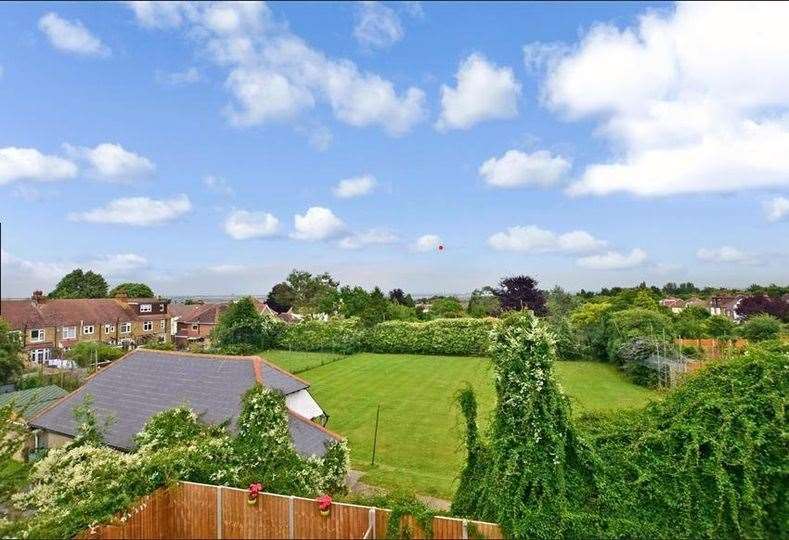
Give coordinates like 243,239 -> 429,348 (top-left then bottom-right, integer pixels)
709,296 -> 745,321
28,350 -> 339,457
659,297 -> 686,313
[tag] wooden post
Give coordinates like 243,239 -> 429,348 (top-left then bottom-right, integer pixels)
370,508 -> 376,539
462,519 -> 469,540
216,486 -> 222,539
371,404 -> 381,466
288,495 -> 295,539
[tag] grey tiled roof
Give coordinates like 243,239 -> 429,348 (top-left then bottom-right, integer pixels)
29,350 -> 339,457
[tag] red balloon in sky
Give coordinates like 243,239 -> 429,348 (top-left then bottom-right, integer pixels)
437,244 -> 444,251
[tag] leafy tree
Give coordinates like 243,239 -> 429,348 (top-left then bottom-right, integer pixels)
606,308 -> 673,362
108,282 -> 154,298
467,286 -> 501,317
632,289 -> 659,310
429,297 -> 465,318
673,305 -> 710,338
494,275 -> 547,315
49,269 -> 108,299
0,319 -> 23,385
705,315 -> 736,338
266,282 -> 295,313
211,297 -> 266,351
388,288 -> 415,307
66,342 -> 125,368
545,286 -> 579,318
738,314 -> 782,341
737,295 -> 788,322
268,270 -> 339,315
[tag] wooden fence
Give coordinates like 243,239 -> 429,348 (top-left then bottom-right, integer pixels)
674,338 -> 748,359
78,481 -> 503,539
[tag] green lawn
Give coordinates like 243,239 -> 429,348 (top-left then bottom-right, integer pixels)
260,350 -> 657,499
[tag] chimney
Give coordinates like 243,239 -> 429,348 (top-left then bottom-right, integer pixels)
32,290 -> 45,304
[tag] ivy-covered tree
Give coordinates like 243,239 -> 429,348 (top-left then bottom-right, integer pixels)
211,297 -> 266,352
0,318 -> 24,385
108,282 -> 154,298
494,275 -> 547,315
49,269 -> 108,299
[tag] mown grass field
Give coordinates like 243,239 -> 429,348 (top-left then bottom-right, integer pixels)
260,350 -> 658,499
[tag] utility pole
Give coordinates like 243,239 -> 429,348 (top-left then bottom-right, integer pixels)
371,404 -> 381,466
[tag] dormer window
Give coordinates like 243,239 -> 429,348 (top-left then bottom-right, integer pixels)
140,304 -> 152,313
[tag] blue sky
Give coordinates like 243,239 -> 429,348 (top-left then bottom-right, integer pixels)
1,1 -> 787,297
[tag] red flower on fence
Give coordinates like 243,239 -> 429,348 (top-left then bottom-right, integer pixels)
317,494 -> 332,516
247,483 -> 263,505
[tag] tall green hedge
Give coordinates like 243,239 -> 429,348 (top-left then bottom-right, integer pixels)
364,318 -> 496,356
275,317 -> 497,356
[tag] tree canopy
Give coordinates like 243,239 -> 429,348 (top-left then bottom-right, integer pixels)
0,319 -> 24,385
211,297 -> 267,352
49,269 -> 108,299
494,275 -> 547,315
108,282 -> 154,298
266,270 -> 338,315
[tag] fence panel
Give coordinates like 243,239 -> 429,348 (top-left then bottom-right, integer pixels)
171,482 -> 218,539
292,496 -> 371,538
221,488 -> 290,539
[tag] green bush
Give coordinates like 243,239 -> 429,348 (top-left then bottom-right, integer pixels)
278,318 -> 366,354
738,314 -> 782,341
364,318 -> 496,356
606,308 -> 674,363
66,341 -> 125,368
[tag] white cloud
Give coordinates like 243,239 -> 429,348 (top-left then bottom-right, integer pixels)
155,66 -> 201,85
69,194 -> 191,226
307,125 -> 333,151
354,1 -> 404,49
91,253 -> 149,275
203,175 -> 234,196
696,246 -> 759,265
333,174 -> 377,198
412,234 -> 442,252
523,41 -> 570,73
764,196 -> 789,222
38,12 -> 110,57
488,225 -> 605,253
65,143 -> 155,183
291,207 -> 346,241
0,147 -> 77,185
436,53 -> 521,131
125,1 -> 196,29
576,248 -> 648,270
224,210 -> 280,239
539,3 -> 789,196
338,229 -> 399,250
479,149 -> 571,188
128,2 -> 426,136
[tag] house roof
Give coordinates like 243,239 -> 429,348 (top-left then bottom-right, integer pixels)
0,385 -> 68,419
0,298 -> 140,330
29,350 -> 337,456
660,298 -> 685,308
173,303 -> 227,324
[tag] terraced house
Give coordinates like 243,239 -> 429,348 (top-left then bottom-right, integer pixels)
0,291 -> 172,363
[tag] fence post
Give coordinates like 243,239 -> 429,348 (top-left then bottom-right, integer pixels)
288,496 -> 295,539
216,486 -> 223,540
370,508 -> 376,539
462,519 -> 468,540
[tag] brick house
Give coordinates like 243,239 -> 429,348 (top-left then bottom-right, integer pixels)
171,297 -> 281,349
0,291 -> 172,364
708,296 -> 745,321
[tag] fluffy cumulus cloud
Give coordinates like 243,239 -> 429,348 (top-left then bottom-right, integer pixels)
764,196 -> 789,222
69,194 -> 192,226
354,1 -> 404,49
338,228 -> 399,250
479,150 -> 570,188
333,174 -> 377,198
291,206 -> 346,241
576,248 -> 648,270
488,225 -> 605,253
412,234 -> 442,252
436,53 -> 521,131
127,2 -> 426,136
65,143 -> 155,183
696,246 -> 759,265
224,209 -> 280,239
538,2 -> 789,196
0,146 -> 77,185
38,12 -> 110,57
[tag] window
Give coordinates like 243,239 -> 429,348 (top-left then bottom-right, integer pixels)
29,348 -> 50,363
159,304 -> 165,312
120,322 -> 131,333
191,324 -> 199,331
140,304 -> 152,313
104,324 -> 115,334
143,321 -> 153,332
83,325 -> 95,335
160,320 -> 166,330
30,329 -> 45,342
62,326 -> 76,339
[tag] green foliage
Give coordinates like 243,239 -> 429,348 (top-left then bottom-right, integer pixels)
454,319 -> 788,538
673,306 -> 711,338
738,314 -> 782,341
66,341 -> 125,367
278,318 -> 366,354
428,297 -> 465,319
141,341 -> 176,351
364,318 -> 495,356
212,296 -> 267,350
0,318 -> 24,384
450,386 -> 488,517
48,268 -> 108,298
705,314 -> 736,338
271,270 -> 339,315
385,493 -> 436,539
467,287 -> 501,318
1,402 -> 27,463
108,282 -> 154,298
68,395 -> 113,449
606,308 -> 673,362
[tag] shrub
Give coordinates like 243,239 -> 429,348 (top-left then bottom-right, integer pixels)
141,341 -> 175,351
212,297 -> 267,350
66,342 -> 125,368
278,318 -> 366,354
606,308 -> 673,363
738,314 -> 782,341
364,318 -> 496,356
705,315 -> 736,338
